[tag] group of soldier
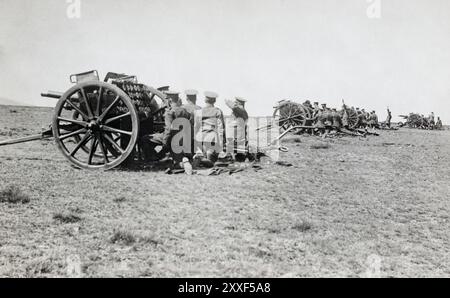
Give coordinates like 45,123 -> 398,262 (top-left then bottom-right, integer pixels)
143,90 -> 250,170
399,112 -> 443,130
301,100 -> 382,134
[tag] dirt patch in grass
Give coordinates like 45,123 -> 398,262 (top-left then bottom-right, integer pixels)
292,221 -> 312,232
53,212 -> 82,224
113,196 -> 127,203
310,143 -> 331,150
110,230 -> 137,245
0,185 -> 31,204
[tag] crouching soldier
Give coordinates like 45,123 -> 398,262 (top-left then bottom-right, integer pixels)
225,97 -> 249,162
142,90 -> 192,164
194,92 -> 226,168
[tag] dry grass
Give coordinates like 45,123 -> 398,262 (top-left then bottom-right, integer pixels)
310,142 -> 331,150
0,185 -> 30,204
53,212 -> 82,224
0,106 -> 449,278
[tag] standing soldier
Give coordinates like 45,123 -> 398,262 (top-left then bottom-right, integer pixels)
182,90 -> 202,156
429,112 -> 436,129
225,97 -> 249,161
182,89 -> 202,117
386,108 -> 392,128
331,108 -> 342,130
341,104 -> 349,129
436,117 -> 443,130
194,92 -> 226,167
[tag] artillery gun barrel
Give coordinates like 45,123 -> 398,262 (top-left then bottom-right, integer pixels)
41,91 -> 63,99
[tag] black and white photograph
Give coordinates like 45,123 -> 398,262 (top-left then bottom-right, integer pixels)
0,0 -> 449,282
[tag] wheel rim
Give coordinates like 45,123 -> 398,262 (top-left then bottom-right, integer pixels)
53,81 -> 139,170
274,103 -> 309,132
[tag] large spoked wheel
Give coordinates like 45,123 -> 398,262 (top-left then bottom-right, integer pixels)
52,81 -> 139,170
346,109 -> 359,129
273,102 -> 310,132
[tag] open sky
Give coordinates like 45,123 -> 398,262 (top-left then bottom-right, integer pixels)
0,0 -> 449,121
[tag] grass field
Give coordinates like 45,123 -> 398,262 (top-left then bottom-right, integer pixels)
0,105 -> 449,277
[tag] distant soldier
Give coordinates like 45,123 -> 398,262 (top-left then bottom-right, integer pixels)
341,104 -> 350,129
311,102 -> 320,121
315,104 -> 328,129
331,108 -> 342,129
372,111 -> 379,128
436,117 -> 443,130
361,109 -> 369,128
386,108 -> 392,128
429,112 -> 435,129
225,97 -> 249,161
303,100 -> 313,110
194,92 -> 226,167
356,108 -> 363,128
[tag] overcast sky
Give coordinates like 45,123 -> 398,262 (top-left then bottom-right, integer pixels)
0,0 -> 449,121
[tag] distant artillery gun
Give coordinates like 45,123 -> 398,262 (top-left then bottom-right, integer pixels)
257,100 -> 370,137
0,70 -> 171,170
398,113 -> 437,130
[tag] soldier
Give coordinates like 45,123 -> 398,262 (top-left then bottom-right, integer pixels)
386,108 -> 392,128
182,89 -> 202,155
429,112 -> 435,129
142,90 -> 192,163
194,92 -> 226,167
182,89 -> 202,117
315,104 -> 327,130
436,117 -> 443,130
331,108 -> 342,130
225,97 -> 249,162
372,111 -> 379,129
303,100 -> 313,110
341,104 -> 350,129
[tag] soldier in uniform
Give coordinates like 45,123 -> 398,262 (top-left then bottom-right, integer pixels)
194,92 -> 226,167
429,112 -> 435,129
331,108 -> 342,130
142,90 -> 192,163
182,90 -> 202,155
386,108 -> 392,128
182,89 -> 202,117
225,97 -> 249,162
436,117 -> 443,130
341,104 -> 349,129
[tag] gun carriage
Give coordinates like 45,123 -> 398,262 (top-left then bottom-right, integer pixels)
0,70 -> 170,170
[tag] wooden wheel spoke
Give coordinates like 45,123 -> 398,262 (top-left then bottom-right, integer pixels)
98,135 -> 109,164
65,99 -> 89,121
96,86 -> 103,116
102,134 -> 125,154
104,112 -> 131,125
58,117 -> 89,128
99,95 -> 121,121
70,133 -> 92,157
88,138 -> 99,165
59,128 -> 87,141
79,87 -> 94,118
101,125 -> 132,136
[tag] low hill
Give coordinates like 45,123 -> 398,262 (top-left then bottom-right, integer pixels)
0,97 -> 25,107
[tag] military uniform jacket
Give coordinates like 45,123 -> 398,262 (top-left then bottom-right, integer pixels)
194,106 -> 226,149
226,102 -> 249,145
163,106 -> 192,146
